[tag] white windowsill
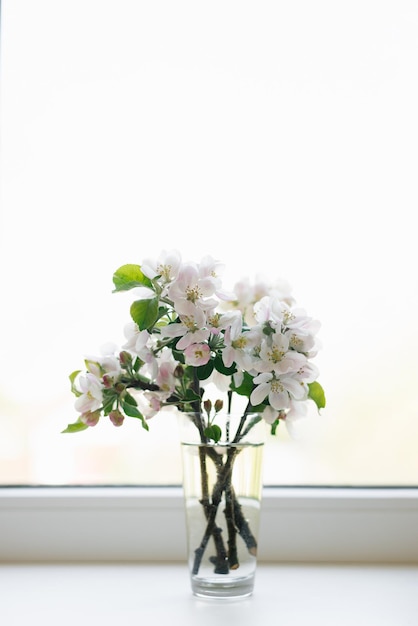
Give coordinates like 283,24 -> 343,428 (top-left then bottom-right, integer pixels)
1,486 -> 417,563
1,562 -> 418,625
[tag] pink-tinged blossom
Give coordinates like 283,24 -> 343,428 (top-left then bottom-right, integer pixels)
205,310 -> 223,335
184,343 -> 211,366
253,296 -> 284,329
292,360 -> 320,383
134,391 -> 164,420
161,300 -> 210,349
261,405 -> 279,425
279,302 -> 321,337
123,322 -> 158,378
261,401 -> 308,438
283,400 -> 309,438
123,323 -> 150,355
256,334 -> 308,375
141,249 -> 182,283
198,255 -> 225,290
223,277 -> 295,324
74,373 -> 103,414
284,329 -> 317,354
155,348 -> 179,393
286,399 -> 308,422
198,255 -> 234,301
206,309 -> 242,336
250,371 -> 307,411
85,349 -> 122,382
232,370 -> 244,389
222,325 -> 259,370
167,263 -> 218,310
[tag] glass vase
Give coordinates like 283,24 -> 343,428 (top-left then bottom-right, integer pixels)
178,412 -> 265,599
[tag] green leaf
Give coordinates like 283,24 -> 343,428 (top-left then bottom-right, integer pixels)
102,390 -> 117,416
204,424 -> 222,443
249,403 -> 267,413
196,360 -> 214,380
69,370 -> 82,397
120,396 -> 149,430
308,381 -> 326,410
122,391 -> 137,406
133,357 -> 142,372
172,348 -> 185,364
214,355 -> 237,376
154,306 -> 170,328
262,323 -> 275,336
130,297 -> 159,330
230,371 -> 254,397
120,397 -> 140,417
113,264 -> 153,292
184,388 -> 201,403
61,420 -> 89,434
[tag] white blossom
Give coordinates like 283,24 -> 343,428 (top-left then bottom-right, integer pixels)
123,323 -> 150,355
141,249 -> 182,283
155,348 -> 178,393
167,262 -> 218,310
74,373 -> 103,414
250,371 -> 307,411
160,300 -> 210,349
222,325 -> 259,371
84,348 -> 121,382
256,334 -> 308,375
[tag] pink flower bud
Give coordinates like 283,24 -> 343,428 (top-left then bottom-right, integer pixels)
81,410 -> 101,427
119,351 -> 132,366
109,410 -> 124,427
102,375 -> 113,389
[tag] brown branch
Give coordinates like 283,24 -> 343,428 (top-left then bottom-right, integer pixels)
232,489 -> 258,556
192,448 -> 237,575
224,480 -> 239,569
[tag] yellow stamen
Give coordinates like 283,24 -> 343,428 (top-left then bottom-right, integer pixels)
267,347 -> 285,363
157,263 -> 172,282
181,315 -> 197,331
270,379 -> 284,393
185,285 -> 202,303
232,336 -> 247,349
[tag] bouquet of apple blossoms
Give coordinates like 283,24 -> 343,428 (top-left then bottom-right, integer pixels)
64,250 -> 325,576
65,250 -> 325,437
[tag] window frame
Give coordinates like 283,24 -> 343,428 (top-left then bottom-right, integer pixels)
1,486 -> 417,563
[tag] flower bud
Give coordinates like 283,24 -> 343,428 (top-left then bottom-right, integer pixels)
174,364 -> 184,378
80,410 -> 101,427
203,399 -> 212,416
109,409 -> 124,427
214,399 -> 223,413
115,382 -> 126,393
102,375 -> 114,389
119,351 -> 132,366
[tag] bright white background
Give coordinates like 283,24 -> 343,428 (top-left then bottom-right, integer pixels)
1,0 -> 417,485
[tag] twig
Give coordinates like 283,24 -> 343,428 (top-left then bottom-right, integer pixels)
192,448 -> 237,575
198,447 -> 229,574
224,476 -> 239,569
232,486 -> 258,555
